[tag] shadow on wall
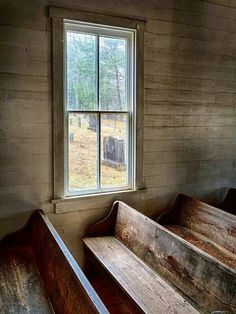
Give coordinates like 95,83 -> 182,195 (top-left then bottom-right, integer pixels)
150,186 -> 229,221
164,1 -> 230,208
0,201 -> 38,239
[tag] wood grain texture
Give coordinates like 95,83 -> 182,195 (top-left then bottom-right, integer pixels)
85,250 -> 142,314
114,202 -> 236,313
159,194 -> 236,254
0,247 -> 53,314
0,210 -> 108,314
31,212 -> 108,314
83,236 -> 199,314
84,201 -> 236,313
85,201 -> 118,237
165,225 -> 236,269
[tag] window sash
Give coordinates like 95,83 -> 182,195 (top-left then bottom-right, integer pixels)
50,7 -> 145,200
65,112 -> 132,196
64,21 -> 135,196
64,21 -> 135,112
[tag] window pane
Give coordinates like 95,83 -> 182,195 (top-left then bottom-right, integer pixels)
99,37 -> 127,111
68,113 -> 98,191
66,31 -> 97,110
101,114 -> 128,188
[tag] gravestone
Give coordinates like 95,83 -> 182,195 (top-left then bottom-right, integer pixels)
88,115 -> 97,132
102,136 -> 125,170
69,132 -> 74,143
77,116 -> 81,127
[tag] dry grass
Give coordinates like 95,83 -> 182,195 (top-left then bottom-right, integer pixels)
68,115 -> 127,191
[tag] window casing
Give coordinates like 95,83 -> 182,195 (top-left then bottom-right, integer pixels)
50,7 -> 145,200
64,21 -> 135,196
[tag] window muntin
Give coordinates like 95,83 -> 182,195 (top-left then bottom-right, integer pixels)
64,21 -> 135,196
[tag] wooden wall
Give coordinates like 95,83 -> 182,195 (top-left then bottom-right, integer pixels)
0,0 -> 236,265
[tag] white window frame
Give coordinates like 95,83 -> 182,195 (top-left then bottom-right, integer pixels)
64,21 -> 135,197
50,7 -> 145,201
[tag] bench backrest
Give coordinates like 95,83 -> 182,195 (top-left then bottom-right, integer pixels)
0,211 -> 108,314
33,212 -> 109,314
159,194 -> 236,254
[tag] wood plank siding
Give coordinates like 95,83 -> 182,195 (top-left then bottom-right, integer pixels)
0,0 -> 236,265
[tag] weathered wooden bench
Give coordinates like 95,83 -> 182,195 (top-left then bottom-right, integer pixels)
0,210 -> 108,314
83,201 -> 200,314
157,194 -> 236,313
217,188 -> 236,215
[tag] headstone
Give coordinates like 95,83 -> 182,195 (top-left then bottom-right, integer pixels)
88,115 -> 97,132
102,136 -> 126,170
78,116 -> 81,127
69,132 -> 74,143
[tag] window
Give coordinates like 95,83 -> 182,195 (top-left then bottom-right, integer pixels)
50,7 -> 145,199
65,21 -> 135,196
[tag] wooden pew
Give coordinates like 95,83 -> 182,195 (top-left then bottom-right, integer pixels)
217,188 -> 236,215
83,201 -> 236,313
0,210 -> 108,314
157,194 -> 236,313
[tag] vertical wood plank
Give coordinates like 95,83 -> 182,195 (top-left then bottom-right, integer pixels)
52,17 -> 64,198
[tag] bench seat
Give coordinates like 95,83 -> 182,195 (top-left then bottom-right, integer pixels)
165,225 -> 236,269
84,236 -> 199,314
158,193 -> 236,254
0,247 -> 53,313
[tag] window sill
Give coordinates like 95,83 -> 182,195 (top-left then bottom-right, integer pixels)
51,188 -> 146,214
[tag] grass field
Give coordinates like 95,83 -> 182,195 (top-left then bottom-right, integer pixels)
68,114 -> 128,192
